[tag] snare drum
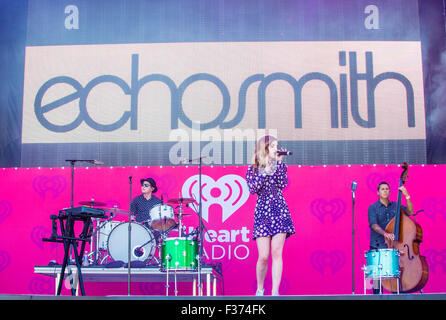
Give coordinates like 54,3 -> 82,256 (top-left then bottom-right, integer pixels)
107,222 -> 156,263
149,204 -> 176,231
364,248 -> 400,279
160,237 -> 198,270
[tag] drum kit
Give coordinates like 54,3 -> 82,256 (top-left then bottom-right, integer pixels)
64,159 -> 208,295
80,198 -> 200,273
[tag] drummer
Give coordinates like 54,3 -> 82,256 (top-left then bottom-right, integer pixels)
130,177 -> 162,225
367,181 -> 413,293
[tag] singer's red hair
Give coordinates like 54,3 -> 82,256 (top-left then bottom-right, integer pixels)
252,135 -> 277,170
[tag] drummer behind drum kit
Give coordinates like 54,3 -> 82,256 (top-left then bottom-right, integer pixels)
80,198 -> 200,272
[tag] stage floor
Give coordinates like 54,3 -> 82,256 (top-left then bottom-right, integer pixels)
34,264 -> 223,296
1,293 -> 446,300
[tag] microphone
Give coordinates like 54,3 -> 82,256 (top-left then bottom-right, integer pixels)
180,156 -> 208,163
351,181 -> 358,200
65,159 -> 104,165
277,151 -> 293,156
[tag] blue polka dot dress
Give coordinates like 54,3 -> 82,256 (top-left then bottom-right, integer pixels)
246,161 -> 295,240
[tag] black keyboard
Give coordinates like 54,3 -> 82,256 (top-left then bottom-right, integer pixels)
62,206 -> 106,218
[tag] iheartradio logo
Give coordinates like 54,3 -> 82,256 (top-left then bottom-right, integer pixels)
181,174 -> 249,223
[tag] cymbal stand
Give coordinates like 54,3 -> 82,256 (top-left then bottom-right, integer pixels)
174,269 -> 179,296
177,203 -> 184,237
127,175 -> 132,296
85,218 -> 98,265
163,257 -> 178,296
88,218 -> 101,264
89,216 -> 113,264
159,207 -> 167,233
156,233 -> 163,267
165,254 -> 171,296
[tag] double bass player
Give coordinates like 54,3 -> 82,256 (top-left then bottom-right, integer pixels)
367,181 -> 413,294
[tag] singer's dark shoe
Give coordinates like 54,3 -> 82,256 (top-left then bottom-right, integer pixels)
373,288 -> 381,295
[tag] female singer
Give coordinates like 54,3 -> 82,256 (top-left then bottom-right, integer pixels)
246,135 -> 295,296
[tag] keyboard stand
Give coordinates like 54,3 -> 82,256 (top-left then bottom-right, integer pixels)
43,210 -> 95,296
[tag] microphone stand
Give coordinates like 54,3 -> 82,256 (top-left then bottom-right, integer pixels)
183,155 -> 206,296
66,161 -> 76,296
197,155 -> 203,296
351,182 -> 357,295
68,160 -> 76,209
65,159 -> 103,209
64,159 -> 103,294
128,176 -> 132,296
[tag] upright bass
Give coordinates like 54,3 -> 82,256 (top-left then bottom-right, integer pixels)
382,162 -> 429,293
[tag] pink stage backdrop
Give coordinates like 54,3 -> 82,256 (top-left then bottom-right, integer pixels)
0,164 -> 445,296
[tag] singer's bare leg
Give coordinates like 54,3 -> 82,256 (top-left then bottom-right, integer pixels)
271,233 -> 286,295
256,236 -> 271,293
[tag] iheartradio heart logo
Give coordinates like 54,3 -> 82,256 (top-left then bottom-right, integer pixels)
0,250 -> 11,272
181,174 -> 249,223
32,175 -> 67,199
29,277 -> 54,295
424,249 -> 446,273
31,226 -> 53,251
422,197 -> 446,222
147,173 -> 179,195
310,250 -> 346,275
310,198 -> 346,223
0,200 -> 13,225
365,172 -> 399,193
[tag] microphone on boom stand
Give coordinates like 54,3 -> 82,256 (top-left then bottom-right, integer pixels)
351,181 -> 358,294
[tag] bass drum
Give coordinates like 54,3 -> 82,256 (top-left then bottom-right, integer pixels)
107,222 -> 156,263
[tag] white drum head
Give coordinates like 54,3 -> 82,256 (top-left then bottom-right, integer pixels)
107,222 -> 156,263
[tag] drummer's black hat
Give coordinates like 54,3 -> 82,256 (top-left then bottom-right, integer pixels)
140,177 -> 158,193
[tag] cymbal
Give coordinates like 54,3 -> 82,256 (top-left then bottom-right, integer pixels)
166,197 -> 195,205
79,200 -> 106,207
103,207 -> 129,215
